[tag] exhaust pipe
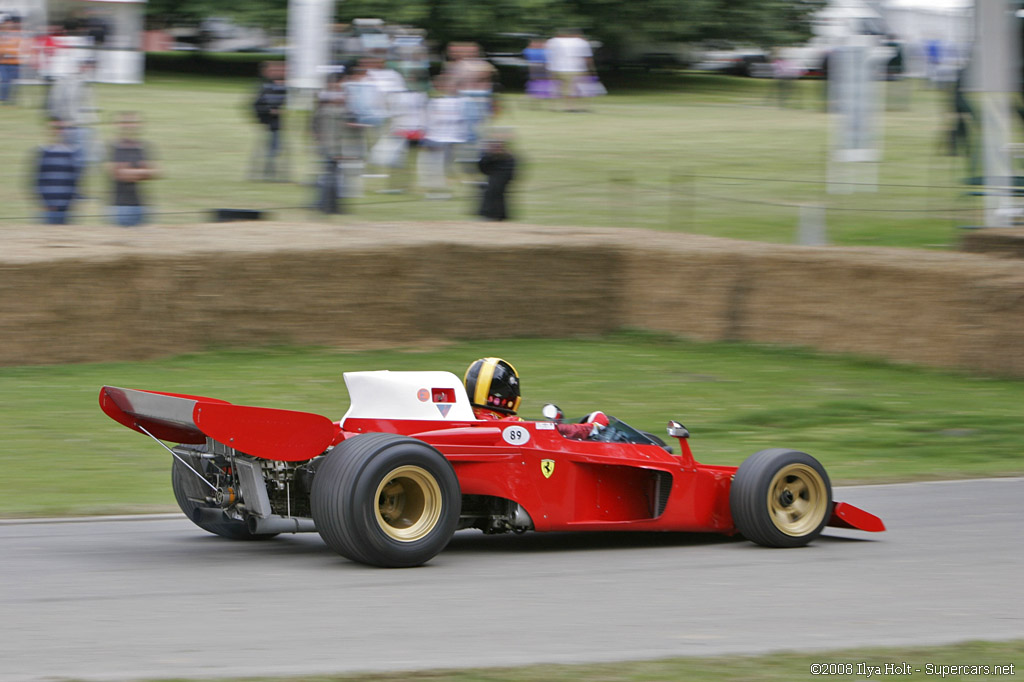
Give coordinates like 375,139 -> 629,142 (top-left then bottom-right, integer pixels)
193,507 -> 231,526
512,504 -> 534,532
247,515 -> 317,535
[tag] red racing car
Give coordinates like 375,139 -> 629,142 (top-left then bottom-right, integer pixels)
99,370 -> 884,567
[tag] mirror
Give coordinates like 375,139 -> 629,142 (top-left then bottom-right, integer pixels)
541,403 -> 564,422
666,420 -> 690,439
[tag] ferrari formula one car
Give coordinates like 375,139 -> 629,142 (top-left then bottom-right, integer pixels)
99,370 -> 884,567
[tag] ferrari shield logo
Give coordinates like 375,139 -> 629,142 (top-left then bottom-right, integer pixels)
541,459 -> 555,478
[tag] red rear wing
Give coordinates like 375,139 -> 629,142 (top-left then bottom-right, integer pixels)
99,386 -> 339,462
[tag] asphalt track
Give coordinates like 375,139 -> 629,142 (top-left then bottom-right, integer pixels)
1,478 -> 1021,682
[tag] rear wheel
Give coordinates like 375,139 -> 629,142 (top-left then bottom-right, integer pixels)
730,449 -> 832,548
171,456 -> 271,540
311,433 -> 461,567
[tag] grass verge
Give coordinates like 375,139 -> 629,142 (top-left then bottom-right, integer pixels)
1,333 -> 1022,517
139,640 -> 1023,681
0,72 -> 982,248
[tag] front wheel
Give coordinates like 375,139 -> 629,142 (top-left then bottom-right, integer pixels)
310,433 -> 461,567
729,448 -> 832,548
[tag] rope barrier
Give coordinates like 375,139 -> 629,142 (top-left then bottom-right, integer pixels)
0,174 -> 985,222
686,190 -> 979,214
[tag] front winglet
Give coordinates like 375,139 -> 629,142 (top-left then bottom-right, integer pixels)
828,501 -> 886,532
99,386 -> 339,462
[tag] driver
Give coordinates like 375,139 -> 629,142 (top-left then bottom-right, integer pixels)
463,357 -> 608,439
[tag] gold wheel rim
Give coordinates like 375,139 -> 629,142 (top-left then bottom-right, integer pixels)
374,465 -> 443,542
766,463 -> 827,537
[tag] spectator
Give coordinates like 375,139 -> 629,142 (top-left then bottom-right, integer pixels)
48,57 -> 100,171
477,132 -> 516,221
393,32 -> 430,89
0,15 -> 24,105
345,61 -> 386,130
364,52 -> 407,96
329,23 -> 353,66
339,65 -> 380,196
418,75 -> 467,199
545,29 -> 594,111
363,52 -> 406,175
34,118 -> 80,225
947,66 -> 978,179
36,25 -> 73,95
926,39 -> 942,88
32,25 -> 64,108
252,61 -> 287,180
371,81 -> 428,193
771,50 -> 802,108
81,10 -> 110,49
312,73 -> 364,212
524,38 -> 554,104
107,111 -> 159,227
444,42 -> 495,148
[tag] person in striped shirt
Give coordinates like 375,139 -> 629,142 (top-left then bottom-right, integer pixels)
34,118 -> 80,224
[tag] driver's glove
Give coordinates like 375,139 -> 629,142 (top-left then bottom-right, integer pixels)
585,411 -> 609,437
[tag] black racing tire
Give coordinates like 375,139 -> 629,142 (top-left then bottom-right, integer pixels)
640,430 -> 673,454
171,457 -> 273,540
729,448 -> 832,548
310,433 -> 461,568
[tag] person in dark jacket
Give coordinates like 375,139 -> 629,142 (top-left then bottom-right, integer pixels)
107,111 -> 159,227
34,118 -> 80,224
477,134 -> 516,221
252,61 -> 287,180
312,72 -> 365,213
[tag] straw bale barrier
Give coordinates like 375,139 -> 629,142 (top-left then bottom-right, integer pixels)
3,222 -> 1024,376
961,228 -> 1024,260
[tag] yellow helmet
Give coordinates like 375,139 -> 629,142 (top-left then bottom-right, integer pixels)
464,357 -> 521,414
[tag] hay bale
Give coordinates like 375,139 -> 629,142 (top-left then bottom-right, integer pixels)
616,238 -> 1024,375
3,222 -> 1024,376
961,228 -> 1024,259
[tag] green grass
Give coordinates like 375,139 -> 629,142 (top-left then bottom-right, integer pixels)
0,72 -> 980,248
2,333 -> 1022,517
135,640 -> 1024,681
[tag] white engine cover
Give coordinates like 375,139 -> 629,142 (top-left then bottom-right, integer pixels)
340,370 -> 478,424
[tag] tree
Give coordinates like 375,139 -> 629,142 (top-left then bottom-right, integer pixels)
145,0 -> 823,59
145,0 -> 289,30
334,0 -> 824,56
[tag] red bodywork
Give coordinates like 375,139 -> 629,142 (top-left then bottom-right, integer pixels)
100,386 -> 884,536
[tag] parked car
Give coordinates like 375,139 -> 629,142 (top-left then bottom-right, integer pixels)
691,43 -> 770,77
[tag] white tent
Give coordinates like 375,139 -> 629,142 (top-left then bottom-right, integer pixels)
6,0 -> 146,83
881,0 -> 973,77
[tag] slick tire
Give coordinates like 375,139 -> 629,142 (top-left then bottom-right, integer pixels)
171,457 -> 273,540
311,433 -> 461,568
730,448 -> 832,548
640,430 -> 673,454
